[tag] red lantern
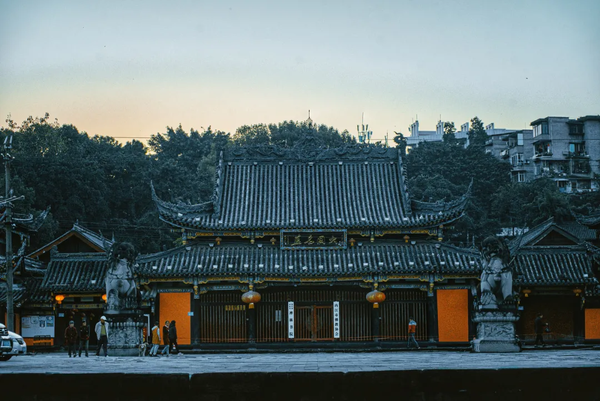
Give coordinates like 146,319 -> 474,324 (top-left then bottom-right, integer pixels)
241,289 -> 261,309
366,289 -> 386,308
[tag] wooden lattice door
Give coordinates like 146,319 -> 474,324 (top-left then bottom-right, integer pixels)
295,305 -> 333,341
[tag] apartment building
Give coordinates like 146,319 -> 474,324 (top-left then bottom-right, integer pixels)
530,116 -> 600,193
485,129 -> 535,183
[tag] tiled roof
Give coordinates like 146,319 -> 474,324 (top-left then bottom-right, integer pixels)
136,242 -> 482,278
573,211 -> 600,229
24,278 -> 52,304
152,145 -> 468,231
0,283 -> 27,305
41,253 -> 108,293
0,204 -> 49,233
0,278 -> 52,305
513,247 -> 597,286
559,221 -> 597,241
28,222 -> 114,258
510,218 -> 582,249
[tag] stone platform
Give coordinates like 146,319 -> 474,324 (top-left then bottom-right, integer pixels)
2,350 -> 600,400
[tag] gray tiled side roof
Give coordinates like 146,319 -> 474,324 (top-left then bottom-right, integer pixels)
559,221 -> 597,241
72,223 -> 114,251
573,211 -> 600,228
153,146 -> 468,231
137,242 -> 482,278
41,253 -> 108,292
513,247 -> 597,286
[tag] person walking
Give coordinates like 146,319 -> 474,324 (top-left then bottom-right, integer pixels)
407,317 -> 420,349
150,322 -> 161,356
64,320 -> 78,357
169,320 -> 178,354
95,316 -> 109,357
161,320 -> 170,356
534,313 -> 545,347
78,320 -> 90,357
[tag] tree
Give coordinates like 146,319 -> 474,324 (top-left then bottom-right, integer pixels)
405,140 -> 512,242
443,122 -> 457,144
468,116 -> 488,148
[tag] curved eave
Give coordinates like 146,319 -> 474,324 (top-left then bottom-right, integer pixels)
150,182 -> 214,217
156,208 -> 465,232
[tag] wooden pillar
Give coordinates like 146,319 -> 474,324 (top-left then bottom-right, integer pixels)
247,306 -> 256,343
371,306 -> 380,342
191,294 -> 200,346
574,298 -> 585,344
427,292 -> 438,342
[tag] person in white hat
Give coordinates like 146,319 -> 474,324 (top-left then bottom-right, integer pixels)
95,316 -> 109,357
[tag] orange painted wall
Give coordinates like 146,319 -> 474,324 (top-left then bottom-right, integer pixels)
585,309 -> 600,339
159,293 -> 191,345
437,289 -> 469,342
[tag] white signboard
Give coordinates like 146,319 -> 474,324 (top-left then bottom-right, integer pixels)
21,315 -> 55,338
333,301 -> 340,339
288,301 -> 294,339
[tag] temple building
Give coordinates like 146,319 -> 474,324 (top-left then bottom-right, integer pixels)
143,141 -> 479,347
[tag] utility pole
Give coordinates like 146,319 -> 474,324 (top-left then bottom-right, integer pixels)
2,134 -> 14,331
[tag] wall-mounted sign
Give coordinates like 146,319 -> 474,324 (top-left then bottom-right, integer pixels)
333,301 -> 340,339
281,230 -> 347,250
288,301 -> 294,339
21,315 -> 55,338
59,303 -> 104,309
157,288 -> 193,293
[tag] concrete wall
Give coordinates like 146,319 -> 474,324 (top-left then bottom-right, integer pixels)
3,369 -> 600,400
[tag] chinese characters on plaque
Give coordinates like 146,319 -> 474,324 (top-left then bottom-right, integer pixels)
288,301 -> 295,339
281,230 -> 347,250
333,301 -> 340,339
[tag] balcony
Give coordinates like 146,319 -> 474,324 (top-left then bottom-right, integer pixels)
532,152 -> 553,160
532,134 -> 550,144
562,151 -> 589,158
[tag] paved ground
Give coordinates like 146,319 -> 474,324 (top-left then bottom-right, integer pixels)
2,349 -> 600,374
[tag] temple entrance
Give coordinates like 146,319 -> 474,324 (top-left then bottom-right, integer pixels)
295,305 -> 333,341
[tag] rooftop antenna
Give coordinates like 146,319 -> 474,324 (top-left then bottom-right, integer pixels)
357,112 -> 372,144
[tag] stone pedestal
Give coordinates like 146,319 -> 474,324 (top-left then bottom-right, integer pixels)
472,309 -> 520,353
106,314 -> 144,356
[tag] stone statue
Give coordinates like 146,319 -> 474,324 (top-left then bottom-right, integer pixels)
105,242 -> 138,313
479,236 -> 513,308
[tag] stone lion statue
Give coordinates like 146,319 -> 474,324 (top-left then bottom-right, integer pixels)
105,242 -> 138,313
480,236 -> 513,308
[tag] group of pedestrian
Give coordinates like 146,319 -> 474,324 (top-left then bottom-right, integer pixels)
149,320 -> 178,357
63,316 -> 108,357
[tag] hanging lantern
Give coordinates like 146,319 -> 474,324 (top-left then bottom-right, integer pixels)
102,294 -> 107,302
241,285 -> 261,309
54,294 -> 65,305
573,288 -> 582,297
366,286 -> 386,308
522,289 -> 531,298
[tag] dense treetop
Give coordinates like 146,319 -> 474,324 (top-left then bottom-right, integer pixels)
1,114 -> 597,253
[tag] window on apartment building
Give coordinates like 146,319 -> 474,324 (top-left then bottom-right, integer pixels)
517,172 -> 525,183
569,124 -> 583,135
569,142 -> 586,155
517,133 -> 523,146
541,122 -> 548,135
557,180 -> 568,192
511,153 -> 524,166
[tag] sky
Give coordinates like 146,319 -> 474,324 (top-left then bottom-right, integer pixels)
1,0 -> 599,143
